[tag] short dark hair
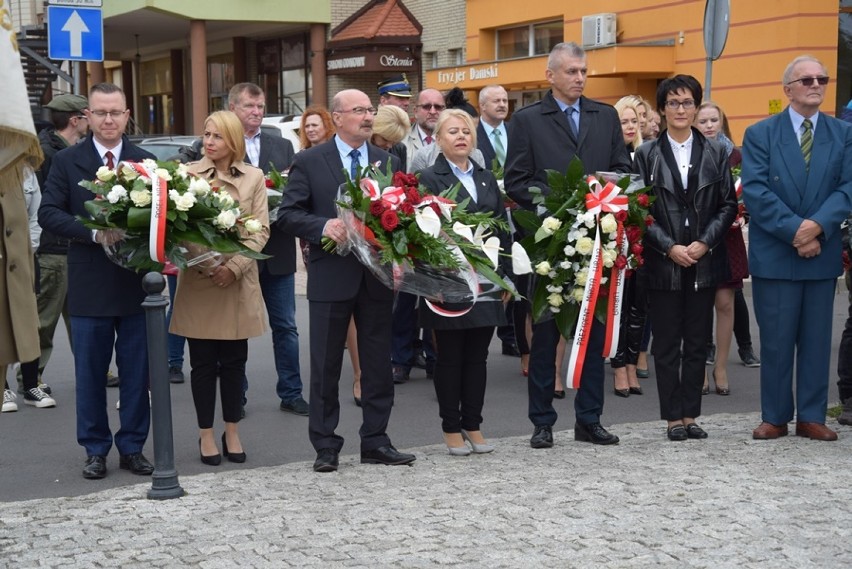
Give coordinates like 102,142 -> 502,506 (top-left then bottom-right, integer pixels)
228,82 -> 264,106
50,110 -> 73,130
89,83 -> 124,98
656,74 -> 702,112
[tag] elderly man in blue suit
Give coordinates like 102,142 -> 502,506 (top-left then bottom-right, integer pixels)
742,55 -> 852,441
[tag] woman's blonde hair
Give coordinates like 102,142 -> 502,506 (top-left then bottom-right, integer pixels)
371,105 -> 411,145
614,96 -> 644,149
434,108 -> 478,149
203,110 -> 246,163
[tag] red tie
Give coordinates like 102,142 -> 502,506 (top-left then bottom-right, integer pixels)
105,151 -> 115,169
424,135 -> 433,145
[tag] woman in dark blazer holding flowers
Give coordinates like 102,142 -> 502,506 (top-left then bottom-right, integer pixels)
418,108 -> 509,456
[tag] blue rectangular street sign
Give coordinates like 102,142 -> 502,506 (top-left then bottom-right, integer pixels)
47,6 -> 103,62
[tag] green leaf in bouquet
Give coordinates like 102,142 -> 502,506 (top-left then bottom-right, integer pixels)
173,218 -> 187,232
187,202 -> 219,219
392,229 -> 409,257
534,226 -> 554,243
530,279 -> 551,323
555,304 -> 580,340
512,209 -> 542,233
126,206 -> 151,229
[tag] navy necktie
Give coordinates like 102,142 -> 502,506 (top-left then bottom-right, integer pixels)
565,107 -> 578,142
349,148 -> 361,180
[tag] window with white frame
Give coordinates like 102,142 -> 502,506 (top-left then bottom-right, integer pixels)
496,20 -> 563,60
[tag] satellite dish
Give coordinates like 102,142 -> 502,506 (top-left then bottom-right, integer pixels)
704,0 -> 731,61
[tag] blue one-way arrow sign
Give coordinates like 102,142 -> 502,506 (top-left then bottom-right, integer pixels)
47,6 -> 103,62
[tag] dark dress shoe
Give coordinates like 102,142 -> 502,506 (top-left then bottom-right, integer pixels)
530,425 -> 553,448
667,425 -> 688,441
119,453 -> 154,475
199,439 -> 221,466
502,343 -> 521,357
354,396 -> 362,407
553,390 -> 566,399
574,422 -> 620,445
222,433 -> 246,463
795,422 -> 838,441
684,423 -> 708,439
83,455 -> 107,479
636,368 -> 650,379
629,386 -> 643,395
753,422 -> 789,439
361,445 -> 416,465
313,448 -> 339,472
613,388 -> 630,398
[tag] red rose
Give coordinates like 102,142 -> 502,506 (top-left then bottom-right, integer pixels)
265,178 -> 274,188
644,215 -> 654,227
369,201 -> 385,216
637,193 -> 650,207
626,225 -> 642,244
631,242 -> 643,256
406,188 -> 422,205
615,210 -> 628,222
636,255 -> 645,266
380,209 -> 399,231
400,202 -> 415,215
738,203 -> 746,216
598,286 -> 609,298
392,172 -> 407,187
615,255 -> 628,270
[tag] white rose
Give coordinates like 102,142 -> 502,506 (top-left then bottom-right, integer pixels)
541,216 -> 562,235
119,164 -> 139,180
535,261 -> 551,276
215,209 -> 238,229
142,159 -> 158,172
107,185 -> 128,204
96,166 -> 116,182
244,218 -> 263,233
602,250 -> 615,268
176,163 -> 189,179
547,293 -> 564,307
575,237 -> 594,256
576,268 -> 588,286
188,177 -> 211,196
154,168 -> 173,182
600,213 -> 617,234
216,192 -> 235,209
129,188 -> 152,207
174,192 -> 197,211
572,287 -> 585,303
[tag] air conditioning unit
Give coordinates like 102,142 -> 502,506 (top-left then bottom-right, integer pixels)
582,13 -> 617,48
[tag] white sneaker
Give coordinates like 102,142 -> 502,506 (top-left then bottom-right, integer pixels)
2,389 -> 18,412
23,387 -> 56,408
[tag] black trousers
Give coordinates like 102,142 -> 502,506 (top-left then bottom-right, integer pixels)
433,326 -> 494,433
611,269 -> 648,368
649,286 -> 715,421
187,338 -> 247,428
838,271 -> 852,402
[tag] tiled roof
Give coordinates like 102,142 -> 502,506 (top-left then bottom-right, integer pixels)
332,0 -> 421,42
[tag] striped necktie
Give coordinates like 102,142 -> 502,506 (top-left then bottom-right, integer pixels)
492,129 -> 506,166
801,118 -> 813,168
349,148 -> 361,180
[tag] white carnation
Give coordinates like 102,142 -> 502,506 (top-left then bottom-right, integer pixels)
563,244 -> 576,256
107,185 -> 127,203
541,216 -> 562,235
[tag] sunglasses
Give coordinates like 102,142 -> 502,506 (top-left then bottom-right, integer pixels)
787,76 -> 829,87
418,103 -> 445,111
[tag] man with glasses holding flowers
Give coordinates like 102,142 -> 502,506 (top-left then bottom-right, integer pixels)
39,83 -> 157,480
742,55 -> 852,441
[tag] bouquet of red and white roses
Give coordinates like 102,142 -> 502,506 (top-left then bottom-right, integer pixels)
331,164 -> 526,309
513,157 -> 653,387
79,159 -> 267,272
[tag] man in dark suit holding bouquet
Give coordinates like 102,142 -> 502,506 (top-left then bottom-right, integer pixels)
278,89 -> 415,472
505,42 -> 631,449
39,83 -> 157,479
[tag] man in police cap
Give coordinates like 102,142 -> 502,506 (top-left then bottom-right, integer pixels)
378,74 -> 412,112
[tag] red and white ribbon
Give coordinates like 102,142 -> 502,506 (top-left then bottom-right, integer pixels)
565,224 -> 604,389
361,179 -> 407,210
127,161 -> 168,264
585,176 -> 629,215
602,224 -> 629,358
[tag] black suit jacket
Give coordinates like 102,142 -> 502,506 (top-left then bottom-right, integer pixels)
277,139 -> 401,302
476,120 -> 511,171
38,135 -> 157,317
417,154 -> 509,330
505,92 -> 631,209
255,132 -> 297,275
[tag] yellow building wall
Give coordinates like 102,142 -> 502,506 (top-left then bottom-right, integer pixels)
429,0 -> 840,143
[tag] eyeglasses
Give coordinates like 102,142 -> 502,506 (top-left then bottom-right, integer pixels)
417,103 -> 445,112
337,107 -> 378,116
787,76 -> 829,87
665,100 -> 696,110
89,110 -> 126,119
73,115 -> 87,121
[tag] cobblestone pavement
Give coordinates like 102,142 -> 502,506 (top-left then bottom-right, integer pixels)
2,411 -> 851,568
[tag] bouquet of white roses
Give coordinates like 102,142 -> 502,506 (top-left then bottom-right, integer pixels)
79,159 -> 267,272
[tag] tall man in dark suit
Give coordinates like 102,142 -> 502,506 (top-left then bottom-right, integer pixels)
226,83 -> 305,416
742,55 -> 852,441
278,89 -> 416,472
505,42 -> 631,448
39,83 -> 156,479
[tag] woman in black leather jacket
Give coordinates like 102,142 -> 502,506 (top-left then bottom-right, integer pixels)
632,75 -> 737,441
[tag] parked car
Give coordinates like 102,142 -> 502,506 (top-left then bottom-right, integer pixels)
137,136 -> 199,161
261,115 -> 301,152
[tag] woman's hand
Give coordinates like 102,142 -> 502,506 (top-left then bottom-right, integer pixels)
685,241 -> 709,260
209,265 -> 236,288
668,244 -> 698,267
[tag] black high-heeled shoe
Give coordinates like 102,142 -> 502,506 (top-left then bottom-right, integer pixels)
629,386 -> 643,395
199,438 -> 221,466
613,388 -> 630,398
221,432 -> 246,463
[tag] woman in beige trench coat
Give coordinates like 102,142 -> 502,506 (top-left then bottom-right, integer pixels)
170,111 -> 269,465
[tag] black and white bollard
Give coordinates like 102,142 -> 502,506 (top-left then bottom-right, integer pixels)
142,272 -> 184,500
